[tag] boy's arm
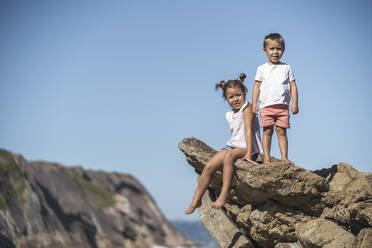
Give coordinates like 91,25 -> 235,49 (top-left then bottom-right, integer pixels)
289,80 -> 299,114
242,104 -> 258,164
252,81 -> 261,113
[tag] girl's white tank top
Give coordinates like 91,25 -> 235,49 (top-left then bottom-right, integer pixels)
226,102 -> 263,154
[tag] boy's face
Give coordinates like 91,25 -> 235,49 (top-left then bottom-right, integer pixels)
264,39 -> 284,65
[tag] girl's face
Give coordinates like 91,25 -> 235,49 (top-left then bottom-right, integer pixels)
225,87 -> 245,111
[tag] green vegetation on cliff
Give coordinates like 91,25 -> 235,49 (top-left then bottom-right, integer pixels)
72,171 -> 115,208
0,149 -> 26,210
34,161 -> 62,169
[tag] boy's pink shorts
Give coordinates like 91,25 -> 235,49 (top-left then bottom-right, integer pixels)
260,104 -> 290,128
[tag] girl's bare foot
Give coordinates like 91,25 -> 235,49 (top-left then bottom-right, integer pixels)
242,158 -> 259,165
282,158 -> 294,165
211,196 -> 227,209
247,159 -> 258,165
263,158 -> 271,164
185,201 -> 201,215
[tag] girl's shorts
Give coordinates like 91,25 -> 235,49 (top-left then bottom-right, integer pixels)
223,145 -> 235,150
260,104 -> 290,128
221,146 -> 260,161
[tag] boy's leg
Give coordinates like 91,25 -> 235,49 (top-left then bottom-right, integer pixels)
212,148 -> 246,209
276,126 -> 294,165
185,149 -> 229,214
262,126 -> 274,163
274,104 -> 292,164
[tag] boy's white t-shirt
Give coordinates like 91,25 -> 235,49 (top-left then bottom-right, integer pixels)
226,102 -> 263,154
255,62 -> 295,108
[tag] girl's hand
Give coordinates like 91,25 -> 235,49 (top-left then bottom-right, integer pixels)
241,153 -> 258,165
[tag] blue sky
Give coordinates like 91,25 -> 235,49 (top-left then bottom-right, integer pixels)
1,0 -> 371,220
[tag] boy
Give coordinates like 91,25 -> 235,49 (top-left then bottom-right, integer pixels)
252,33 -> 299,164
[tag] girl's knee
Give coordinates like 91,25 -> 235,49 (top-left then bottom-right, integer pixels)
224,151 -> 234,160
203,164 -> 215,175
222,152 -> 236,165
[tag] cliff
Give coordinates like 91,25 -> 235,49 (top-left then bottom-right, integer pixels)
0,148 -> 196,248
179,138 -> 372,248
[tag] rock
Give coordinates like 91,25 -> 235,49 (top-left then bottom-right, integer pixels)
236,200 -> 312,247
179,137 -> 372,248
197,188 -> 254,248
0,149 -> 196,248
232,160 -> 328,216
355,228 -> 372,248
296,218 -> 356,248
274,242 -> 303,248
316,163 -> 372,233
179,138 -> 328,216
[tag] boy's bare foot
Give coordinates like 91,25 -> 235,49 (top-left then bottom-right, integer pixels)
211,196 -> 227,209
185,201 -> 201,215
282,159 -> 294,165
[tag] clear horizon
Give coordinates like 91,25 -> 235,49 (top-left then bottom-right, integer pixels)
1,0 -> 371,220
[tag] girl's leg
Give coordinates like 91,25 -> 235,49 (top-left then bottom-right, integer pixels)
185,149 -> 229,214
212,148 -> 247,209
263,126 -> 274,163
276,126 -> 294,165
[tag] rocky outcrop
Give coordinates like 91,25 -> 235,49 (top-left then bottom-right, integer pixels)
0,149 -> 196,248
179,137 -> 372,248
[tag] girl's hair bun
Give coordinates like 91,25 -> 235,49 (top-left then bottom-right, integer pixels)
215,73 -> 248,99
238,73 -> 246,82
215,80 -> 226,90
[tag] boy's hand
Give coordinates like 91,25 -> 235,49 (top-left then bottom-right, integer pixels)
252,103 -> 259,114
291,104 -> 299,114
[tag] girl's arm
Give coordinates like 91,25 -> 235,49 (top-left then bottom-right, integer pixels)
242,103 -> 258,164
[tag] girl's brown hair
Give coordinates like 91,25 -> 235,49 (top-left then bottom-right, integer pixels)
215,73 -> 248,99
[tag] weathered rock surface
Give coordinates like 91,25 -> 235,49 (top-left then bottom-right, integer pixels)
179,137 -> 372,248
198,188 -> 255,248
355,228 -> 372,248
296,218 -> 355,248
0,149 -> 196,248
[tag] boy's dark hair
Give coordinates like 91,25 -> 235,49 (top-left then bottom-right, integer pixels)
215,73 -> 248,99
264,33 -> 285,51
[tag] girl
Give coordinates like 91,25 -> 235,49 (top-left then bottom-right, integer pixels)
185,73 -> 262,214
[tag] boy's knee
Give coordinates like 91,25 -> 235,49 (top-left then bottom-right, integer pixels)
263,126 -> 274,136
276,126 -> 287,136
